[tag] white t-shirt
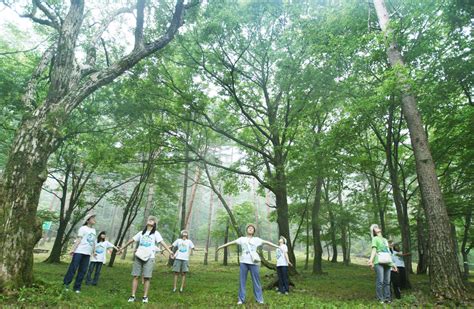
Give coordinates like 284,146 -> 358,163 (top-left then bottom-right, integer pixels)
90,241 -> 114,263
172,239 -> 195,261
235,236 -> 263,265
276,244 -> 289,267
74,226 -> 97,255
133,230 -> 163,259
392,250 -> 405,267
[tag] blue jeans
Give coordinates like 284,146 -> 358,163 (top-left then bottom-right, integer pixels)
374,264 -> 391,301
239,263 -> 263,303
277,266 -> 289,293
63,253 -> 90,291
86,261 -> 103,285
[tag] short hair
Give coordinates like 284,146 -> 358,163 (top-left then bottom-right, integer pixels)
246,224 -> 256,235
279,236 -> 287,244
180,230 -> 189,237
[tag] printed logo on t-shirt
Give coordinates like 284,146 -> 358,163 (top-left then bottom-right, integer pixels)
140,235 -> 154,247
95,244 -> 105,254
86,233 -> 96,246
276,248 -> 282,259
178,243 -> 188,253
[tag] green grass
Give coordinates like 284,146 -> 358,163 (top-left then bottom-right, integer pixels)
1,253 -> 472,308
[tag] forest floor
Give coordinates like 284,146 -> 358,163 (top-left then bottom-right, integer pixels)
1,252 -> 473,308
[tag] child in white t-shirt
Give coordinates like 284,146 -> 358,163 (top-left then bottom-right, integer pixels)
276,236 -> 293,294
86,231 -> 120,286
171,230 -> 204,292
63,214 -> 97,293
119,216 -> 174,304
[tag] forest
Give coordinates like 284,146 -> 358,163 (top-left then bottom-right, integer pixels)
0,0 -> 472,307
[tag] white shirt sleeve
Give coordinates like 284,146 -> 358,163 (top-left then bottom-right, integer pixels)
154,231 -> 163,244
189,240 -> 195,249
77,226 -> 86,238
172,239 -> 178,247
132,232 -> 142,243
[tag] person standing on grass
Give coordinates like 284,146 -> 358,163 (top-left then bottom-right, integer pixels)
86,231 -> 120,286
171,230 -> 204,292
368,224 -> 398,304
391,243 -> 410,296
217,224 -> 279,305
118,216 -> 174,304
276,236 -> 292,295
63,214 -> 97,293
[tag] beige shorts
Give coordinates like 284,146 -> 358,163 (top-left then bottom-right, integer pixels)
131,257 -> 155,278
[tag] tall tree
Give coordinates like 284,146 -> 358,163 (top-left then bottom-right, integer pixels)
0,0 -> 197,289
373,0 -> 466,300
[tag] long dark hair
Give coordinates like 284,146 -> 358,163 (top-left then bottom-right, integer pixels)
97,231 -> 106,243
142,223 -> 156,235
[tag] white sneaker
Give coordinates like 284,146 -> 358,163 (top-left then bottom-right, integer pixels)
142,297 -> 149,303
179,287 -> 183,293
128,296 -> 135,302
237,301 -> 243,305
75,290 -> 80,294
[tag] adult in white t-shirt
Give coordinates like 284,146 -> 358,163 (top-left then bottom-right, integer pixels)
217,224 -> 279,305
63,214 -> 97,293
86,231 -> 120,286
172,230 -> 203,292
119,216 -> 174,304
276,236 -> 293,294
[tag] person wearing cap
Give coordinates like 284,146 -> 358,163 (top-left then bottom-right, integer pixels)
63,214 -> 97,293
171,229 -> 204,293
217,224 -> 279,305
276,236 -> 292,295
367,224 -> 398,304
119,216 -> 174,304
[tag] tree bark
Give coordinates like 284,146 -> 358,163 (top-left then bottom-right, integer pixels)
312,176 -> 324,274
460,206 -> 472,280
416,210 -> 429,274
373,0 -> 466,300
223,221 -> 229,266
204,191 -> 214,265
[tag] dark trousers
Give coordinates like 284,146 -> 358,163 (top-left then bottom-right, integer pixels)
391,270 -> 401,299
86,261 -> 103,285
63,253 -> 90,291
277,266 -> 289,293
398,267 -> 410,289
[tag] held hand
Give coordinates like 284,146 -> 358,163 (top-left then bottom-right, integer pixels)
367,260 -> 374,269
69,251 -> 74,257
288,262 -> 293,267
170,253 -> 175,259
392,265 -> 398,272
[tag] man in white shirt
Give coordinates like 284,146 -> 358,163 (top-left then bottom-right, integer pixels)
172,230 -> 201,292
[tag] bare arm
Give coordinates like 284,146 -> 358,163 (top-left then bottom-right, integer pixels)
261,240 -> 279,249
368,247 -> 377,268
284,251 -> 293,266
118,239 -> 135,252
217,240 -> 239,251
69,237 -> 82,255
159,241 -> 174,256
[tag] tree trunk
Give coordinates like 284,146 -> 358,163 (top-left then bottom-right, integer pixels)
185,167 -> 201,229
180,146 -> 190,231
214,241 -> 219,262
44,219 -> 69,263
305,201 -> 310,270
460,207 -> 472,280
204,191 -> 214,265
416,210 -> 429,274
373,0 -> 466,300
223,221 -> 229,266
312,176 -> 324,274
328,209 -> 338,263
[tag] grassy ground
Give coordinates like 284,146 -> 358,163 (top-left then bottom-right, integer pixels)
1,252 -> 472,308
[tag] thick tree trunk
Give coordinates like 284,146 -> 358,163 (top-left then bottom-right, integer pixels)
374,0 -> 466,300
312,176 -> 324,274
44,219 -> 68,263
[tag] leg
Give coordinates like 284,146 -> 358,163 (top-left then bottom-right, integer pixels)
180,273 -> 186,291
248,264 -> 264,303
383,266 -> 391,301
282,266 -> 289,293
92,262 -> 103,285
143,278 -> 151,297
63,253 -> 81,286
374,264 -> 384,302
85,262 -> 95,285
277,267 -> 284,293
73,254 -> 90,291
132,276 -> 139,296
391,270 -> 401,299
173,273 -> 179,290
238,263 -> 249,303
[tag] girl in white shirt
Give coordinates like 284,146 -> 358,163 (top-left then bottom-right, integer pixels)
217,224 -> 279,305
86,231 -> 120,286
276,236 -> 293,294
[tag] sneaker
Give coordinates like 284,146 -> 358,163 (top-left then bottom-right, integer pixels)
63,284 -> 70,291
385,300 -> 392,304
173,288 -> 176,292
128,296 -> 135,303
237,301 -> 243,305
142,297 -> 148,303
75,290 -> 80,294
257,301 -> 264,304
284,292 -> 289,295
179,287 -> 183,293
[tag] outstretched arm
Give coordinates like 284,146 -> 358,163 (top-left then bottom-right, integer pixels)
118,239 -> 135,253
160,241 -> 174,256
217,240 -> 238,251
262,240 -> 279,249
